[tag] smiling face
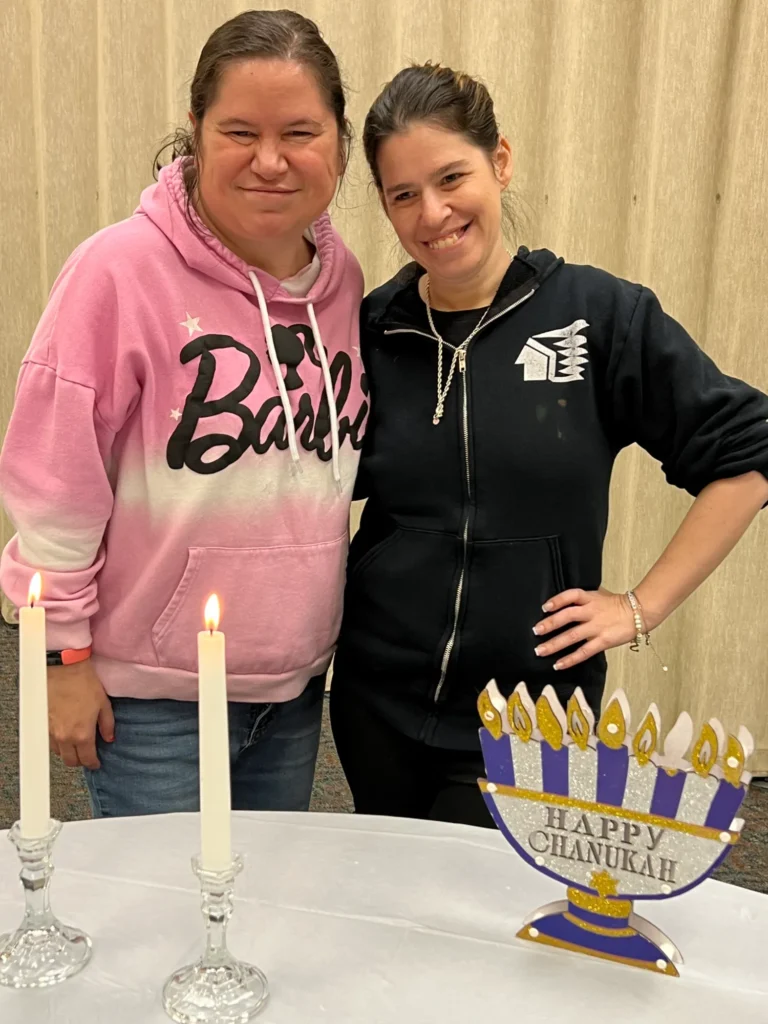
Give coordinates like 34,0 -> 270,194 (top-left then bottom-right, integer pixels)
376,122 -> 513,290
192,58 -> 342,258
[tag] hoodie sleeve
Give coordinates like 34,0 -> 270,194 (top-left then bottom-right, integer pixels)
0,241 -> 137,648
351,299 -> 375,501
608,284 -> 768,496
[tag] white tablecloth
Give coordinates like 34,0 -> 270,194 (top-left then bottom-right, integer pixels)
1,812 -> 767,1022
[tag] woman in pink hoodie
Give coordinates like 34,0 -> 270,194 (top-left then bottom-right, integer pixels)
0,11 -> 367,816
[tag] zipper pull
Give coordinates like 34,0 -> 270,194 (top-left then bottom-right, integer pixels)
458,347 -> 467,373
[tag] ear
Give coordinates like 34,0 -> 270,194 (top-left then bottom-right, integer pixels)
338,123 -> 351,180
337,141 -> 349,181
188,111 -> 197,131
493,137 -> 514,189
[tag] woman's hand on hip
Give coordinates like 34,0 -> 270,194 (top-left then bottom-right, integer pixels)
531,587 -> 637,671
48,660 -> 115,770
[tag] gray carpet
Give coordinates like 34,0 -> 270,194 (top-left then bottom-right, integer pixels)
1,621 -> 766,894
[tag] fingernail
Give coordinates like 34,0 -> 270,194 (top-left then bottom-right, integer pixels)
553,662 -> 561,671
532,625 -> 540,636
542,602 -> 553,612
534,646 -> 544,657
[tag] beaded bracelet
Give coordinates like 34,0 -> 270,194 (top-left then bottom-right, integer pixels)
625,589 -> 669,673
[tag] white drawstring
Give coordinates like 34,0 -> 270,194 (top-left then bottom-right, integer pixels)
307,301 -> 341,487
249,271 -> 301,469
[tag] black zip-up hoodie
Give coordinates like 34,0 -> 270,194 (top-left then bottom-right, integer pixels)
333,248 -> 768,749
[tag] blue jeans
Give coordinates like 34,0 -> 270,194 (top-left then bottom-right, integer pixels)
84,675 -> 325,817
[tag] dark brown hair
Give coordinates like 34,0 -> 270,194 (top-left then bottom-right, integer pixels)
363,62 -> 517,233
156,9 -> 351,191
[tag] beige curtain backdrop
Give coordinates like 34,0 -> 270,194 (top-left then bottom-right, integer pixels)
1,0 -> 766,769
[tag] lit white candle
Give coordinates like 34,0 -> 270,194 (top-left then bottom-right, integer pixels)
198,594 -> 232,872
19,572 -> 51,838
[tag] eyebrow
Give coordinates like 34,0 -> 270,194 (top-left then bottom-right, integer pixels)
384,160 -> 469,196
217,117 -> 324,130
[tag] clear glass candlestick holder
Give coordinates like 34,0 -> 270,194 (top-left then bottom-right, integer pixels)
162,853 -> 268,1023
0,819 -> 92,988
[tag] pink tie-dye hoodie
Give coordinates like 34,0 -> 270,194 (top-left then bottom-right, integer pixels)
0,159 -> 367,702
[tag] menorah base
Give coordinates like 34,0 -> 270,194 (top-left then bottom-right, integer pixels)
518,897 -> 683,977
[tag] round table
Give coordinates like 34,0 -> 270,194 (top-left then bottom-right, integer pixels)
1,812 -> 766,1022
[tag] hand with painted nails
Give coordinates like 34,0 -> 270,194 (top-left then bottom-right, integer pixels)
532,587 -> 638,671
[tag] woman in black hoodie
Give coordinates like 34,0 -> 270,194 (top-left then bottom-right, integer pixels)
331,64 -> 768,827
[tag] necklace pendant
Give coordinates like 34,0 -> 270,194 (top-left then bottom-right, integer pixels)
432,414 -> 441,426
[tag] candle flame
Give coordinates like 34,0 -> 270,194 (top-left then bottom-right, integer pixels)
507,689 -> 533,743
597,695 -> 628,750
566,690 -> 594,751
28,572 -> 42,607
632,706 -> 660,766
204,594 -> 220,632
477,689 -> 503,739
722,735 -> 745,787
691,722 -> 719,777
536,690 -> 565,751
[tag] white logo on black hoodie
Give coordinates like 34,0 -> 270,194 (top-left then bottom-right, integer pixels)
516,319 -> 590,382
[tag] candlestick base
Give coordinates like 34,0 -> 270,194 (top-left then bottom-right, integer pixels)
163,854 -> 268,1023
0,820 -> 92,988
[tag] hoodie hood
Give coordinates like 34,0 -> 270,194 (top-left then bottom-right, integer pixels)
139,157 -> 344,305
367,246 -> 563,334
138,158 -> 359,483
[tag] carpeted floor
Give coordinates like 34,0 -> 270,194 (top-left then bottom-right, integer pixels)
1,620 -> 766,894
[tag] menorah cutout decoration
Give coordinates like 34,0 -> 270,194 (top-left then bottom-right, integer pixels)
477,681 -> 754,977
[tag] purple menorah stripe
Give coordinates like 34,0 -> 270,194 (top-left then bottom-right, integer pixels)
704,780 -> 747,831
541,744 -> 569,796
538,912 -> 661,965
649,768 -> 687,818
479,730 -> 515,786
596,744 -> 629,806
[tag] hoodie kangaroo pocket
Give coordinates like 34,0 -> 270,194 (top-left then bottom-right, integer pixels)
348,529 -> 403,582
343,528 -> 459,661
461,535 -> 566,679
152,539 -> 347,676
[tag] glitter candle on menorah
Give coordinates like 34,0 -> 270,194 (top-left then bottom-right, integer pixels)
477,680 -> 753,977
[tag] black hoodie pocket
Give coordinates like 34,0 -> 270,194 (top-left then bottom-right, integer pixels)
460,535 -> 566,681
343,528 -> 459,664
348,529 -> 404,583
